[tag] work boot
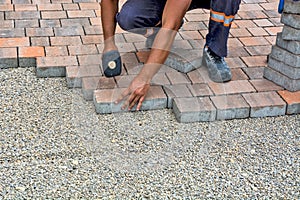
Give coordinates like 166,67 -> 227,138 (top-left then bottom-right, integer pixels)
202,46 -> 232,83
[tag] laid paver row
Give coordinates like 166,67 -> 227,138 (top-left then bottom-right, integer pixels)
93,86 -> 298,123
1,43 -> 299,123
0,0 -> 299,122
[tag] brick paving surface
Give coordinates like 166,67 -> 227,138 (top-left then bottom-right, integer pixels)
0,0 -> 299,122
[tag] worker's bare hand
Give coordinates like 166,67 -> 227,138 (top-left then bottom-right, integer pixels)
115,75 -> 150,111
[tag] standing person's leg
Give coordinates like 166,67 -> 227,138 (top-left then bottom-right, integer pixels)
198,0 -> 241,82
206,0 -> 241,57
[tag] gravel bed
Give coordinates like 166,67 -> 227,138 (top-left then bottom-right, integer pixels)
0,67 -> 299,199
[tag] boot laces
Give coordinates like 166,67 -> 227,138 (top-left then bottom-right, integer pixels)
207,48 -> 223,63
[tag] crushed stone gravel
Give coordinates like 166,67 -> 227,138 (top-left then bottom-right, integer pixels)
0,67 -> 299,199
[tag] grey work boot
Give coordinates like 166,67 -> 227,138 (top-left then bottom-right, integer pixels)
202,46 -> 232,83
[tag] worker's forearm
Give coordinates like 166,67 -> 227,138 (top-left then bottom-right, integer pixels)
139,28 -> 177,83
139,0 -> 191,83
101,0 -> 119,45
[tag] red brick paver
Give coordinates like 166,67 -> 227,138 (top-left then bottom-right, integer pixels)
94,86 -> 167,114
173,97 -> 216,123
211,94 -> 250,120
66,65 -> 102,88
18,46 -> 45,57
163,84 -> 193,108
278,90 -> 300,114
208,80 -> 256,95
242,91 -> 286,117
250,79 -> 284,92
0,37 -> 29,47
0,0 -> 298,123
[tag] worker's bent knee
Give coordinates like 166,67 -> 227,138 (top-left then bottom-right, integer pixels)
116,1 -> 162,32
116,10 -> 138,31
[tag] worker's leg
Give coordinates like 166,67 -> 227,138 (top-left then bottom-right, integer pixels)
206,0 -> 241,57
189,0 -> 241,82
189,0 -> 241,57
116,0 -> 167,34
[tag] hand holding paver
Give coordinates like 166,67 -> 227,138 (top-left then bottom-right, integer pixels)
115,74 -> 150,111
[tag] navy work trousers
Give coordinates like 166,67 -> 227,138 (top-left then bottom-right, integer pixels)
116,0 -> 241,57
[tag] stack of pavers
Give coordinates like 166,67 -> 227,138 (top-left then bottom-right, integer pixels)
264,0 -> 300,91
